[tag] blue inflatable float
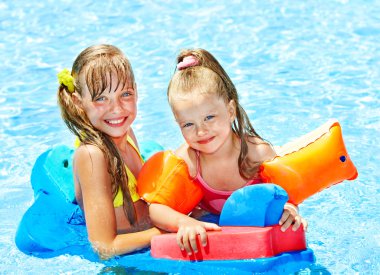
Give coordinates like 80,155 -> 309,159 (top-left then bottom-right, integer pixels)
15,142 -> 315,274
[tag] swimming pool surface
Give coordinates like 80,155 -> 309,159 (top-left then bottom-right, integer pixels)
1,0 -> 379,274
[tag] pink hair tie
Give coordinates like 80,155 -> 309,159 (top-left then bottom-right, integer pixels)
177,55 -> 199,70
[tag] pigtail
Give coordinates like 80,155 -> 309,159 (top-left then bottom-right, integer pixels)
101,135 -> 137,224
234,104 -> 264,179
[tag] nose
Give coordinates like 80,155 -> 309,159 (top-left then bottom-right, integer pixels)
109,99 -> 122,113
196,123 -> 208,137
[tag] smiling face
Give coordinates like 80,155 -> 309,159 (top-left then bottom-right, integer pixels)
77,72 -> 137,139
171,91 -> 235,154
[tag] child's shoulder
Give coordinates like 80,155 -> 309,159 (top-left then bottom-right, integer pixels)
72,144 -> 110,189
247,136 -> 276,163
74,144 -> 107,168
174,143 -> 197,177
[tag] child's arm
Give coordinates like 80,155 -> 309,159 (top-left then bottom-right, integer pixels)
149,203 -> 220,255
74,145 -> 162,259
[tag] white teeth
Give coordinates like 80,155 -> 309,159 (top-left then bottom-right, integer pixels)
107,118 -> 124,124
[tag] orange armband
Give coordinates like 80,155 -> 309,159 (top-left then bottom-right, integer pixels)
260,119 -> 358,205
137,151 -> 203,214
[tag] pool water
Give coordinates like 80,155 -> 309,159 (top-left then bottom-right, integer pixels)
1,0 -> 379,274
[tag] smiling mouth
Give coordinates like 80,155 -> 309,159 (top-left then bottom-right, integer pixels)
198,137 -> 215,144
105,117 -> 127,127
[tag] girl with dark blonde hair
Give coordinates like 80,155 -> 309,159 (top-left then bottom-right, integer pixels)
57,44 -> 162,259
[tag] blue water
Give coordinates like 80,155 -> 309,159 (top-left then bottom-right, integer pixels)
0,0 -> 379,274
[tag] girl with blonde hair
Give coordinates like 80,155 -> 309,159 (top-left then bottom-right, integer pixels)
149,48 -> 307,255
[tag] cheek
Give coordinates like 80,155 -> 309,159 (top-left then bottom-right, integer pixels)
213,118 -> 229,128
85,105 -> 104,117
123,101 -> 137,113
81,104 -> 95,118
83,104 -> 109,126
214,119 -> 232,135
180,129 -> 193,142
85,111 -> 100,125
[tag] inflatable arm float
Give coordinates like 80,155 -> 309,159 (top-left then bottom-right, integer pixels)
260,119 -> 358,204
137,151 -> 203,214
138,119 -> 358,211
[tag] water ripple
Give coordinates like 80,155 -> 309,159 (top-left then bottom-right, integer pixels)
1,0 -> 380,274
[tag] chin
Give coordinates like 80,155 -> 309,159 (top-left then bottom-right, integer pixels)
106,130 -> 129,139
196,145 -> 220,155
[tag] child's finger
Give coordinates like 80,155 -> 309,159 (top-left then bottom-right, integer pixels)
291,216 -> 302,231
176,230 -> 185,251
197,228 -> 208,247
280,217 -> 293,232
279,210 -> 290,226
182,233 -> 193,255
302,218 -> 308,231
203,222 -> 221,231
188,231 -> 198,254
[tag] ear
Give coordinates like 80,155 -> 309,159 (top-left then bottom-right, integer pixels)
228,99 -> 236,123
71,92 -> 83,108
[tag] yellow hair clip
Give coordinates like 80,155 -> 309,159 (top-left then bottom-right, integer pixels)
57,68 -> 75,93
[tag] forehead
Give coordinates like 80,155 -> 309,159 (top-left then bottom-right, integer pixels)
171,92 -> 227,118
80,70 -> 134,97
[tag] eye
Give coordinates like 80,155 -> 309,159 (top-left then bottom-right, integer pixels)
205,115 -> 215,121
339,155 -> 346,162
95,96 -> 106,102
182,122 -> 194,128
122,91 -> 132,97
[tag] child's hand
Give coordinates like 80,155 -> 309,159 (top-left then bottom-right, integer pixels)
176,217 -> 221,255
279,203 -> 308,232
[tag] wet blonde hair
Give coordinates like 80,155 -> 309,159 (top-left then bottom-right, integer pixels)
168,48 -> 265,179
58,44 -> 137,224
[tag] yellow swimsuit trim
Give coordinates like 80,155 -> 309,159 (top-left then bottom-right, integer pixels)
74,135 -> 143,208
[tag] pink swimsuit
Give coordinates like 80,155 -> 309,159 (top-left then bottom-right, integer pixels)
194,151 -> 261,214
